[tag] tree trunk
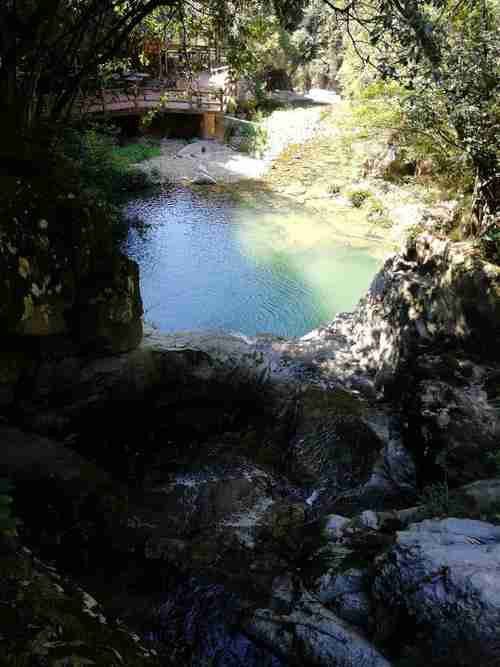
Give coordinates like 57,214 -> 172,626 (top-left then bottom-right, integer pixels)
471,170 -> 500,237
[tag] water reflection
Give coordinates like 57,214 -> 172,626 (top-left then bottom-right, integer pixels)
124,187 -> 385,337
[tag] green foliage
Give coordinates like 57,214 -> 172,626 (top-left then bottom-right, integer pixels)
0,479 -> 17,536
332,1 -> 500,243
229,122 -> 269,157
112,138 -> 161,165
480,223 -> 500,262
61,125 -> 155,201
348,189 -> 372,208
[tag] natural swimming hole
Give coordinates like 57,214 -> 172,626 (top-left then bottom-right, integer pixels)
124,186 -> 387,338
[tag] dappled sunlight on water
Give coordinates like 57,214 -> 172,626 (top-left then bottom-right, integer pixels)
124,187 -> 388,337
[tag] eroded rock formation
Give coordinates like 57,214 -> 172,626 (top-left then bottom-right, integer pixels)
1,233 -> 499,666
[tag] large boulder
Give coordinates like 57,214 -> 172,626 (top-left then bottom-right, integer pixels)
347,235 -> 500,390
313,567 -> 373,629
75,254 -> 143,354
402,353 -> 500,485
15,327 -> 279,439
286,386 -> 383,500
373,518 -> 500,664
243,592 -> 391,667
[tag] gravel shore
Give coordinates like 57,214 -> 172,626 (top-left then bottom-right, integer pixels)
137,100 -> 336,185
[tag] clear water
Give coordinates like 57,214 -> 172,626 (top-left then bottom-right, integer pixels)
123,186 -> 385,337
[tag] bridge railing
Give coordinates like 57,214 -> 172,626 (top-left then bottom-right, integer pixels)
76,81 -> 224,115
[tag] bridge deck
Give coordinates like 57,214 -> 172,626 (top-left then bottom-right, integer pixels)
77,83 -> 224,116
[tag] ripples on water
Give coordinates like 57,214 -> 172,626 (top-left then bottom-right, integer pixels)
123,186 -> 384,338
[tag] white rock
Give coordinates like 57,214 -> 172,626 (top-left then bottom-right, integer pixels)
323,514 -> 350,540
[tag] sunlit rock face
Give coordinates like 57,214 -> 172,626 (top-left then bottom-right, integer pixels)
257,233 -> 500,396
243,591 -> 392,667
373,518 -> 500,664
345,234 -> 500,386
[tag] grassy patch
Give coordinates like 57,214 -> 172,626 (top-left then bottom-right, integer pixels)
63,126 -> 156,199
111,138 -> 161,166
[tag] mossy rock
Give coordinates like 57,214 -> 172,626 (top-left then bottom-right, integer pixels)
1,164 -> 142,353
75,255 -> 143,354
299,386 -> 364,420
288,386 -> 380,488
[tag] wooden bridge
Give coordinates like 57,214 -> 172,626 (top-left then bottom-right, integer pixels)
76,76 -> 227,139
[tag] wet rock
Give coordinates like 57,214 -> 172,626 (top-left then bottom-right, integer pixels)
360,510 -> 379,530
155,576 -> 282,667
243,592 -> 391,667
363,437 -> 417,503
286,386 -> 382,498
16,327 -> 275,437
142,460 -> 307,582
373,518 -> 500,664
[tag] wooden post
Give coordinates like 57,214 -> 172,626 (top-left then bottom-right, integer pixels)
214,112 -> 225,140
201,112 -> 216,139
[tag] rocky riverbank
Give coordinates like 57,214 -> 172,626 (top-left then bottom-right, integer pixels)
136,102 -> 330,185
1,216 -> 499,664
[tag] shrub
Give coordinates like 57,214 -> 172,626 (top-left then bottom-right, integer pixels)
61,125 -> 157,200
480,224 -> 500,263
348,189 -> 371,207
234,122 -> 269,157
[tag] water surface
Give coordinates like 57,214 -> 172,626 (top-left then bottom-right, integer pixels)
124,187 -> 385,337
